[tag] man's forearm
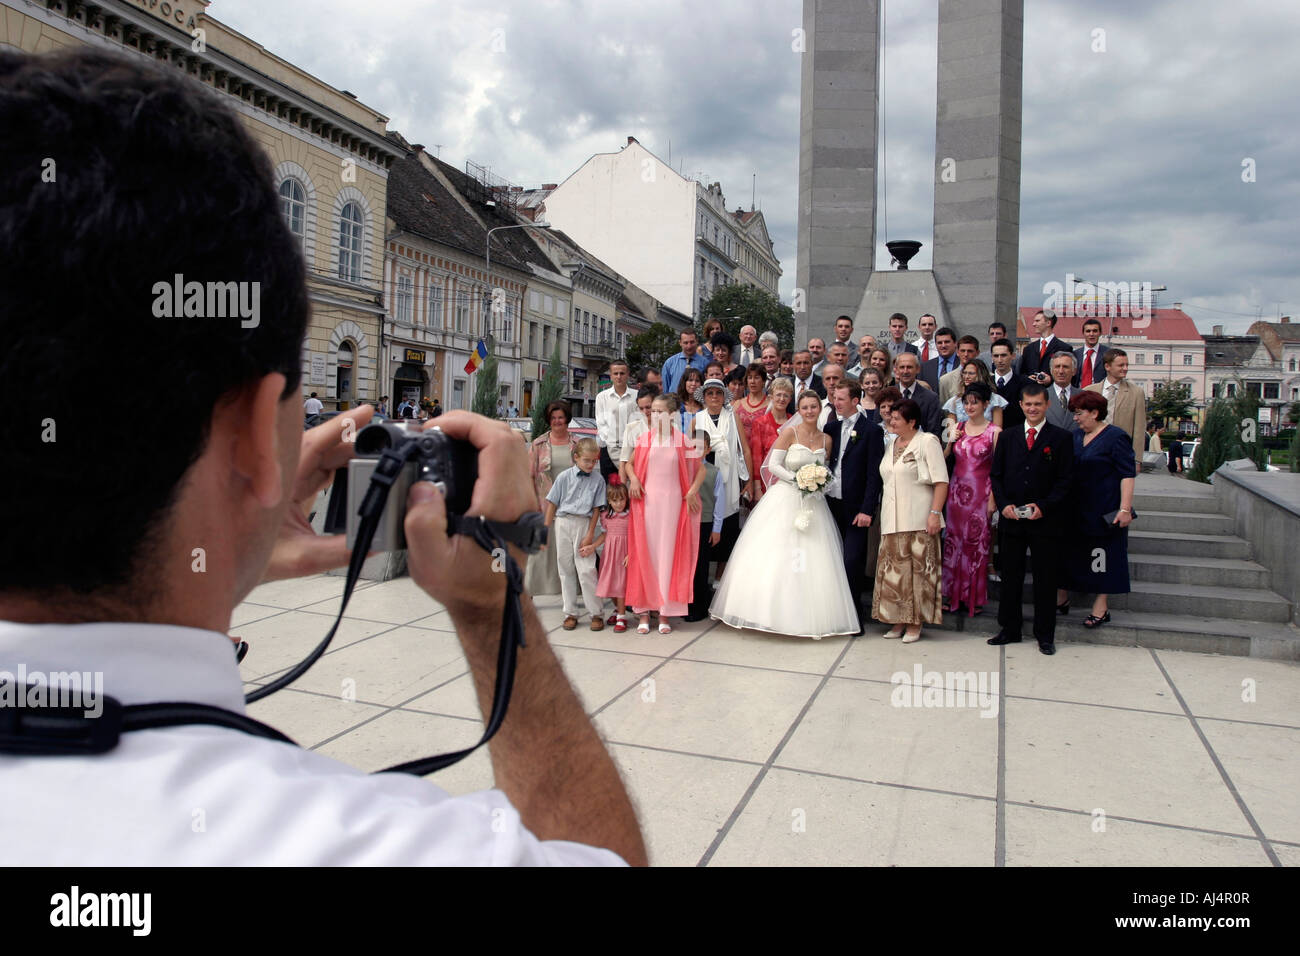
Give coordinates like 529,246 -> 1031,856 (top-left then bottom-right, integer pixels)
449,586 -> 647,866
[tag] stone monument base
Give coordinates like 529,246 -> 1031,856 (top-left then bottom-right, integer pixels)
854,269 -> 951,340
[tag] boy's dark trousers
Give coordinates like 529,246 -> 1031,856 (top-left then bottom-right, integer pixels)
686,522 -> 715,620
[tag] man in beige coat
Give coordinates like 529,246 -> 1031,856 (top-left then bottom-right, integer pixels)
1084,347 -> 1146,461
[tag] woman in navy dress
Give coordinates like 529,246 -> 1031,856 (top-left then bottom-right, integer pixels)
1063,390 -> 1136,628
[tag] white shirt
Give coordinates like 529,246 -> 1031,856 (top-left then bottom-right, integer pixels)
0,621 -> 622,866
304,398 -> 323,415
736,344 -> 758,368
827,411 -> 860,499
619,416 -> 650,463
594,385 -> 636,455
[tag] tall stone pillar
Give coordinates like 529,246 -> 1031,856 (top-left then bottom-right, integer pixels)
795,0 -> 881,348
931,0 -> 1023,336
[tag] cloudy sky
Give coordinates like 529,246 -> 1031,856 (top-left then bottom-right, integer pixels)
211,0 -> 1298,334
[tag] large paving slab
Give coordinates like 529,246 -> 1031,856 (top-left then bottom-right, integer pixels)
229,575 -> 1298,866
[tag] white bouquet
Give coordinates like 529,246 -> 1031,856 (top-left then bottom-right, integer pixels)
793,462 -> 830,532
795,462 -> 830,496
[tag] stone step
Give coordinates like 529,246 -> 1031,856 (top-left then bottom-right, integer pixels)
1132,491 -> 1220,514
1126,530 -> 1251,559
939,605 -> 1300,660
992,578 -> 1292,623
1133,510 -> 1235,535
1126,553 -> 1272,589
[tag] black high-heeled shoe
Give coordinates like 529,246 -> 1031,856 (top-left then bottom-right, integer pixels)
1057,601 -> 1071,615
1082,611 -> 1111,629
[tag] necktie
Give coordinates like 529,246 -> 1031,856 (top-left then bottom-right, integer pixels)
1082,349 -> 1094,387
921,340 -> 930,363
997,377 -> 1005,388
1026,426 -> 1037,450
904,387 -> 912,400
1059,388 -> 1068,409
1039,339 -> 1047,359
1106,383 -> 1116,401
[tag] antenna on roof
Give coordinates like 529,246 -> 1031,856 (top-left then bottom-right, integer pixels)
433,145 -> 442,158
751,173 -> 755,212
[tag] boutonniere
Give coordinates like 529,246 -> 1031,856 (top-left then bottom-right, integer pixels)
848,432 -> 859,445
1043,446 -> 1052,457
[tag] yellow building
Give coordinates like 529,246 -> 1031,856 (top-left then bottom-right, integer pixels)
2,0 -> 400,410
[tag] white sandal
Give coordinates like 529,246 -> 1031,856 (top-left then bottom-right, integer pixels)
658,621 -> 673,634
637,619 -> 651,635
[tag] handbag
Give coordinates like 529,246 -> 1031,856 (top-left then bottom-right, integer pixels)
910,438 -> 936,486
1102,507 -> 1137,529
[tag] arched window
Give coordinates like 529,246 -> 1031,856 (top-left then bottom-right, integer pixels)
336,341 -> 355,404
279,179 -> 306,243
1290,357 -> 1296,372
338,202 -> 364,282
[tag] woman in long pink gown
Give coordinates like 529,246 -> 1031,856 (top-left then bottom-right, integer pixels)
941,383 -> 1000,615
626,395 -> 704,634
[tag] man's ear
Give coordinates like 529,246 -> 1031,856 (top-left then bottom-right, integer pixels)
222,373 -> 289,509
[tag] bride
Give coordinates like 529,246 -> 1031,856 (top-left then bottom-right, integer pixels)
710,391 -> 861,639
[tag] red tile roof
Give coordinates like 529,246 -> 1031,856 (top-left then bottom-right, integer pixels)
1016,307 -> 1202,341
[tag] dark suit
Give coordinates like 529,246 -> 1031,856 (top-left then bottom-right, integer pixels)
920,355 -> 960,393
1044,385 -> 1082,435
886,341 -> 919,359
1072,344 -> 1108,389
1017,336 -> 1074,381
896,382 -> 944,437
991,421 -> 1075,646
787,374 -> 826,415
993,372 -> 1027,430
825,413 -> 885,627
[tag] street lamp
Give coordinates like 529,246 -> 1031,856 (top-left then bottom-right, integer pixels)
484,221 -> 551,348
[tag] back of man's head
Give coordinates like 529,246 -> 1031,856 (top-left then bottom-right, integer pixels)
0,48 -> 308,603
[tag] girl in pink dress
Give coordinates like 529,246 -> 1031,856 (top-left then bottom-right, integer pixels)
596,478 -> 631,632
626,395 -> 705,634
942,383 -> 1001,615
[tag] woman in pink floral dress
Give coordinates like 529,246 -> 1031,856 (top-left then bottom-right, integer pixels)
941,382 -> 1001,615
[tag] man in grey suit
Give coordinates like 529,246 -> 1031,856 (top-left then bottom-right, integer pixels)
892,352 -> 943,436
885,313 -> 919,359
1045,352 -> 1082,435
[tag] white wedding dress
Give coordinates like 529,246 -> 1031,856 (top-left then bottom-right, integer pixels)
709,443 -> 860,639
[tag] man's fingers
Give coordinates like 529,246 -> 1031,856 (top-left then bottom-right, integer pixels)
304,405 -> 375,469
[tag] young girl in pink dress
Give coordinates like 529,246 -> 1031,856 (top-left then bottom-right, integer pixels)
596,478 -> 631,632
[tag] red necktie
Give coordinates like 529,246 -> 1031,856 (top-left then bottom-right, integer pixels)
921,341 -> 930,363
1026,427 -> 1037,450
1039,339 -> 1047,359
1082,349 -> 1094,387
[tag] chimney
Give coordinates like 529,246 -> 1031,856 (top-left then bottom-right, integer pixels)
627,135 -> 638,146
541,183 -> 558,191
1212,325 -> 1224,336
1282,316 -> 1292,324
410,143 -> 425,154
1172,302 -> 1182,310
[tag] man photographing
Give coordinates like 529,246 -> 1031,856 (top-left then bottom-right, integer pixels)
0,48 -> 644,866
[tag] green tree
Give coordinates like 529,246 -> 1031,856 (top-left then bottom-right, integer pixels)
470,348 -> 500,419
1148,381 -> 1195,426
701,284 -> 796,349
1190,391 -> 1266,482
1286,400 -> 1300,425
530,340 -> 566,437
625,321 -> 681,373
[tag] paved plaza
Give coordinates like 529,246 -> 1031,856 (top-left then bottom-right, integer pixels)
236,572 -> 1299,867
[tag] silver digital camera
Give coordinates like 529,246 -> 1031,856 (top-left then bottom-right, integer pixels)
322,422 -> 478,552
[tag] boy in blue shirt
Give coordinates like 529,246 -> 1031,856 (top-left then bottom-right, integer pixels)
543,437 -> 607,630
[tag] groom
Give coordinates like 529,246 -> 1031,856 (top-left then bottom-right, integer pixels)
824,381 -> 884,636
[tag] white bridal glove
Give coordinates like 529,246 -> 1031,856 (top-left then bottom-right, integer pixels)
768,449 -> 796,484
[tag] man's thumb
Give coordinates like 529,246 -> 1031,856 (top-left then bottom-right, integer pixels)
405,481 -> 445,548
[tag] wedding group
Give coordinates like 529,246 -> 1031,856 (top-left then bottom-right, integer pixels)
525,310 -> 1140,655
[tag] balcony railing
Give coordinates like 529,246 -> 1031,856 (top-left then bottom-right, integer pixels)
581,338 -> 618,361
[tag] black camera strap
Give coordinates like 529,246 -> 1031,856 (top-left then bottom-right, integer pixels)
0,439 -> 535,776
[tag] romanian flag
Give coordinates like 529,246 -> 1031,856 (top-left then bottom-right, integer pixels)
464,339 -> 488,374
